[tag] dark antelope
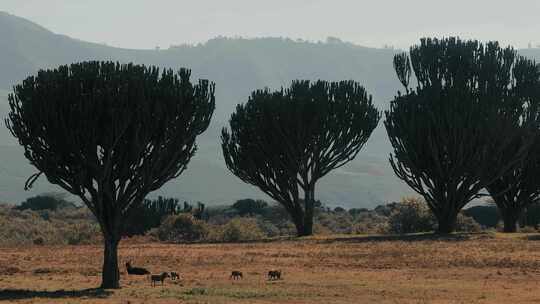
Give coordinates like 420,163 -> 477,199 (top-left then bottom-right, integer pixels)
230,270 -> 243,280
150,272 -> 170,287
268,270 -> 282,280
170,271 -> 180,280
126,261 -> 150,275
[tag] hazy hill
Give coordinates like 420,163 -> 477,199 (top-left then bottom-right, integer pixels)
11,12 -> 533,207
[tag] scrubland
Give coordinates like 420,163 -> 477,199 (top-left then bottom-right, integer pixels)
1,233 -> 540,303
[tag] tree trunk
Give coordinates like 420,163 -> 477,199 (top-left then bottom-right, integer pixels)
101,236 -> 121,289
294,220 -> 309,237
291,207 -> 314,236
502,211 -> 520,233
301,187 -> 315,237
302,213 -> 313,236
290,207 -> 307,237
436,212 -> 457,234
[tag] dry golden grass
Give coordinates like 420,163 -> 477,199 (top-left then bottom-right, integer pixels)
1,233 -> 540,303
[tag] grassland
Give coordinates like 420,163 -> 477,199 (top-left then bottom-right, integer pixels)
1,233 -> 540,303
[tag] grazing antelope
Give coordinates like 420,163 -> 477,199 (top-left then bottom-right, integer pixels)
150,272 -> 170,287
230,270 -> 243,280
170,271 -> 180,280
125,261 -> 150,275
268,270 -> 282,280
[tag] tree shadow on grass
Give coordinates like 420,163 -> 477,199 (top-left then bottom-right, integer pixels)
524,234 -> 540,241
315,232 -> 492,244
0,288 -> 113,301
181,232 -> 494,245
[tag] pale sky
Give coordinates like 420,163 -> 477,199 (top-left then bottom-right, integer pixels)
3,0 -> 540,50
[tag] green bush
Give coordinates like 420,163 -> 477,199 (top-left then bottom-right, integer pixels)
519,226 -> 538,233
316,212 -> 354,234
256,219 -> 281,237
62,222 -> 101,245
207,217 -> 266,242
0,205 -> 100,246
232,199 -> 268,216
455,213 -> 482,232
386,197 -> 482,234
155,214 -> 208,243
16,193 -> 76,211
313,222 -> 333,235
351,217 -> 389,234
388,197 -> 435,234
275,221 -> 297,236
348,208 -> 369,217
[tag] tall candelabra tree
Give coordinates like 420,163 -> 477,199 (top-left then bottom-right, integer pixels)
486,58 -> 540,232
222,80 -> 380,236
6,61 -> 215,288
385,37 -> 532,233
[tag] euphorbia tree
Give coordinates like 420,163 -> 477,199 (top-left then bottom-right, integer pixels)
222,80 -> 380,236
385,38 -> 533,233
486,58 -> 540,232
6,61 -> 215,288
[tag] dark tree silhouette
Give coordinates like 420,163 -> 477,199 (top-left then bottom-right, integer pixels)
524,200 -> 540,228
385,37 -> 532,234
232,199 -> 268,216
124,197 -> 207,236
486,60 -> 540,232
123,196 -> 181,237
487,138 -> 540,232
6,61 -> 215,288
16,193 -> 76,211
222,80 -> 380,236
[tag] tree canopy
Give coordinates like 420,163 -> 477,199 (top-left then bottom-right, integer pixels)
222,80 -> 380,236
385,37 -> 534,233
485,60 -> 540,232
6,61 -> 215,288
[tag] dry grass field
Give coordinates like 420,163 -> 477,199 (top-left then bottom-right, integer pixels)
1,233 -> 540,303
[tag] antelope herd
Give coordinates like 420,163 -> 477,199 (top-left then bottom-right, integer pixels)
125,261 -> 282,287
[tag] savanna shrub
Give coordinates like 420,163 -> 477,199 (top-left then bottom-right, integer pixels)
156,214 -> 208,243
62,222 -> 101,245
207,217 -> 265,242
351,218 -> 390,234
519,226 -> 538,233
257,219 -> 281,237
232,199 -> 268,216
454,213 -> 482,232
388,197 -> 435,234
313,222 -> 333,235
0,205 -> 100,246
316,212 -> 354,234
16,193 -> 76,211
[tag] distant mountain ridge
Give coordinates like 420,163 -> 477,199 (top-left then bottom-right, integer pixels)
3,12 -> 540,207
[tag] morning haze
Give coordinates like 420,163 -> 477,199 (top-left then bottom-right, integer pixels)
3,0 -> 540,50
2,1 -> 540,302
2,1 -> 540,207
